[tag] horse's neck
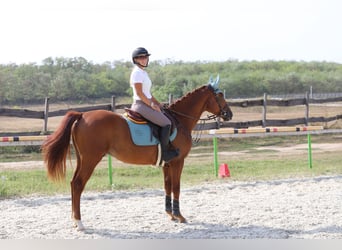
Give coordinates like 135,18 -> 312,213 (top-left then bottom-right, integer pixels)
171,87 -> 209,131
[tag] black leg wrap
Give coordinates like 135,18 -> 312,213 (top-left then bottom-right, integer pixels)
172,199 -> 180,216
165,195 -> 172,213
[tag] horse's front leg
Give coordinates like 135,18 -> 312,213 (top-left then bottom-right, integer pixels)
163,160 -> 187,223
163,164 -> 175,221
171,186 -> 187,223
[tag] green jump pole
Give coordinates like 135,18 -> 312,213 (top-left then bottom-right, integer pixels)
307,134 -> 312,169
213,137 -> 219,177
108,154 -> 113,185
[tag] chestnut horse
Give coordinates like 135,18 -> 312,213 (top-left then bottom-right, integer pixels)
42,76 -> 232,230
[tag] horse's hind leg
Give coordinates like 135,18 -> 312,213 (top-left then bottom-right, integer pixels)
71,154 -> 102,230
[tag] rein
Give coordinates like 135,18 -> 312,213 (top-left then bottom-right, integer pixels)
168,108 -> 218,121
168,86 -> 223,122
169,109 -> 217,145
167,85 -> 228,145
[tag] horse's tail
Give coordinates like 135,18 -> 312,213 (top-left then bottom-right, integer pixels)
42,111 -> 83,182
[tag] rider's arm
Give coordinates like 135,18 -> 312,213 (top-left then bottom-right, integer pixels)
134,83 -> 161,112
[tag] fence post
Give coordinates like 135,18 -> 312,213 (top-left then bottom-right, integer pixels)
262,93 -> 267,128
111,95 -> 116,112
305,92 -> 310,126
307,133 -> 312,169
43,97 -> 49,134
108,154 -> 113,185
213,137 -> 219,177
108,96 -> 116,184
168,93 -> 173,105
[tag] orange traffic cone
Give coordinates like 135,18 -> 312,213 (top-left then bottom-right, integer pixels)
219,163 -> 230,178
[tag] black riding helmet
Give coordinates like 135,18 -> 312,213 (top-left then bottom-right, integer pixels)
132,47 -> 151,66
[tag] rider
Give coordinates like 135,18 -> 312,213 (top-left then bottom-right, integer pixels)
130,47 -> 179,163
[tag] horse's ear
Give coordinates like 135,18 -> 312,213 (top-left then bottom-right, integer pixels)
214,75 -> 220,86
209,74 -> 220,90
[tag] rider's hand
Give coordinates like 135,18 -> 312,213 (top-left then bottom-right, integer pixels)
151,102 -> 161,112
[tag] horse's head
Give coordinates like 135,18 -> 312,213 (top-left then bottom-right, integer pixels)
207,75 -> 233,121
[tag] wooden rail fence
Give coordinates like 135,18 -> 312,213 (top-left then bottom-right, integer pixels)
1,94 -> 341,136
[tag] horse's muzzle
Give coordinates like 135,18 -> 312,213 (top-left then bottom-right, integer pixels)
221,110 -> 233,121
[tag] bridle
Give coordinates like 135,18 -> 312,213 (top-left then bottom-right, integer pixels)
208,84 -> 231,119
169,85 -> 228,121
168,85 -> 230,144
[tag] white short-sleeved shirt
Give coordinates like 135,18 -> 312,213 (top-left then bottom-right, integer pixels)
130,66 -> 152,101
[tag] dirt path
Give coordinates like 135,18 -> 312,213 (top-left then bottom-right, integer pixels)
1,142 -> 341,239
1,175 -> 341,239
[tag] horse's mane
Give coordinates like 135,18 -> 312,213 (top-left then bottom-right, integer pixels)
169,85 -> 208,110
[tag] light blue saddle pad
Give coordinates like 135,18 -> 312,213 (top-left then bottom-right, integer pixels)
124,116 -> 177,146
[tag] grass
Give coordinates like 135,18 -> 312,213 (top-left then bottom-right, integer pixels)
227,152 -> 342,180
1,152 -> 341,198
0,134 -> 341,199
0,137 -> 342,198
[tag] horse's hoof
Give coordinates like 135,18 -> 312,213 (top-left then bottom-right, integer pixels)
166,211 -> 177,221
174,214 -> 187,223
74,220 -> 85,231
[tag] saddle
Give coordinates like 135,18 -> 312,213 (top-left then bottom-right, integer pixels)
124,109 -> 149,124
124,108 -> 177,133
123,108 -> 178,166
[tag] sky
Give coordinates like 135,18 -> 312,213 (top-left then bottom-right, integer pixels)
1,0 -> 341,64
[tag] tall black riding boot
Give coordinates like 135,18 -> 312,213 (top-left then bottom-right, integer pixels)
160,125 -> 179,163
